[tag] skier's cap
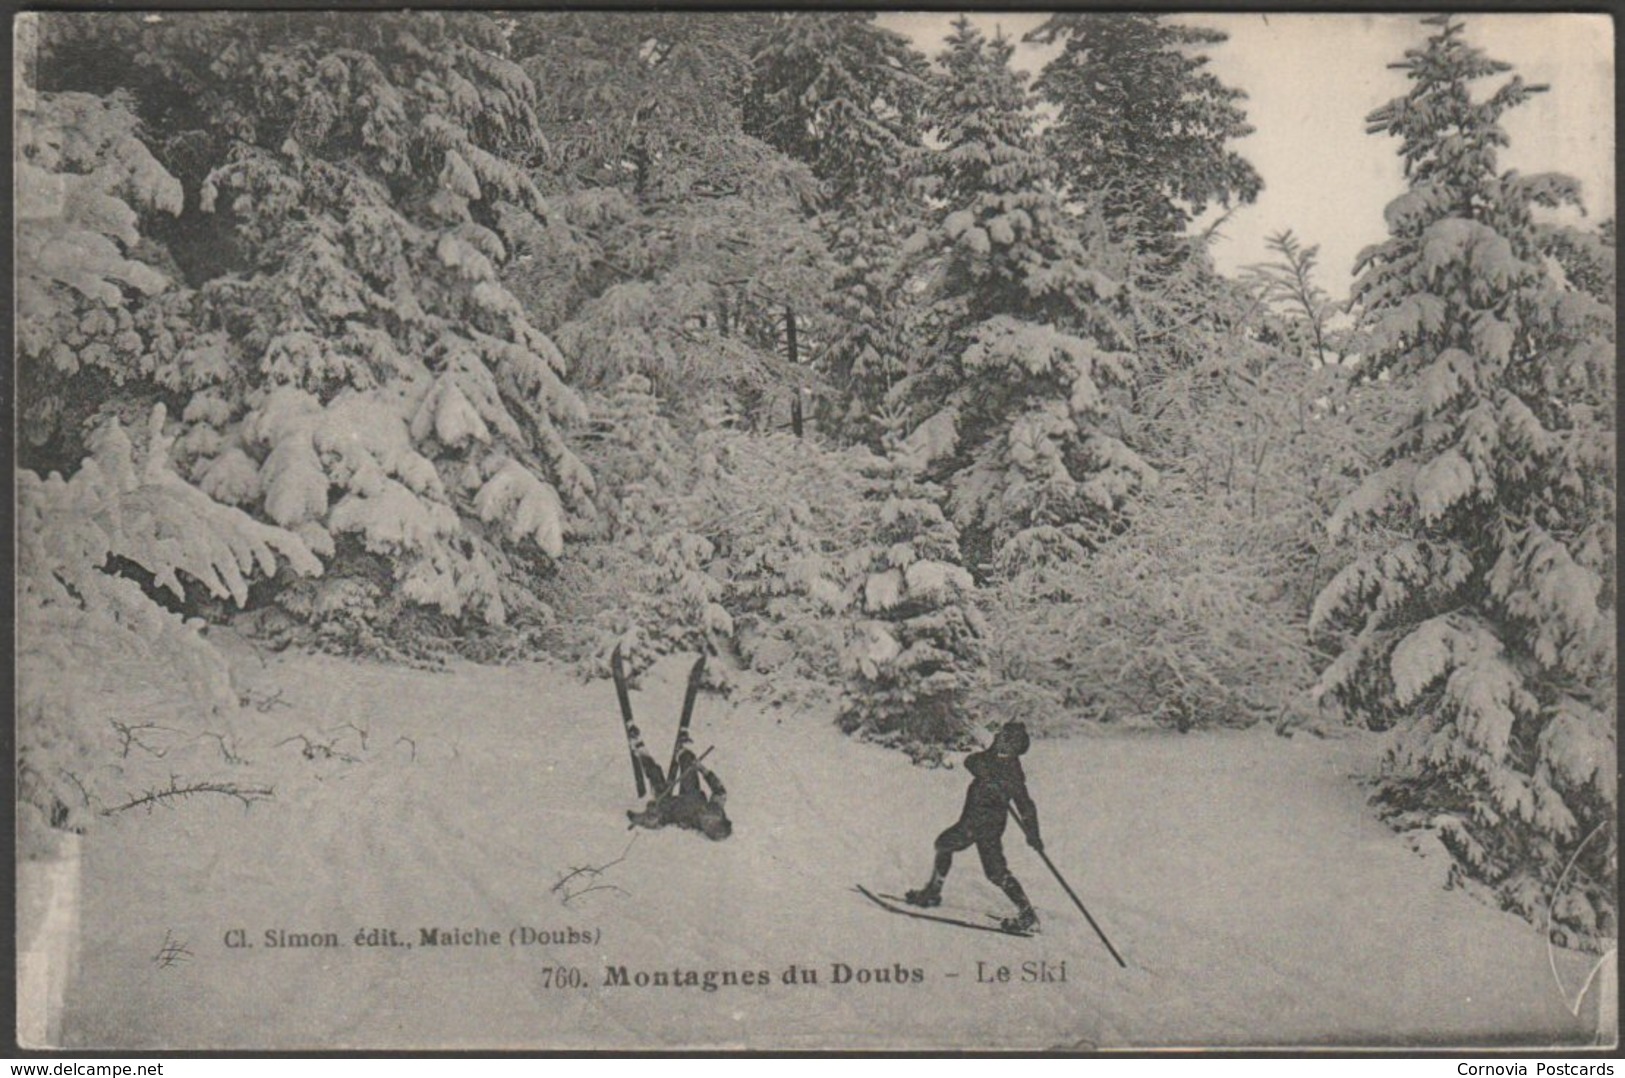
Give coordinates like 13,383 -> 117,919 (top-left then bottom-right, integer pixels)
996,722 -> 1031,755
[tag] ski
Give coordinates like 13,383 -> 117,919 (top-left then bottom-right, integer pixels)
854,885 -> 1033,938
611,644 -> 646,799
877,893 -> 1002,924
665,653 -> 706,782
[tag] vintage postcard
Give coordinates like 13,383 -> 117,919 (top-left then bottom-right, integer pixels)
14,10 -> 1616,1052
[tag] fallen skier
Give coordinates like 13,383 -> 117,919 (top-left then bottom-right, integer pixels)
626,733 -> 732,841
611,646 -> 731,841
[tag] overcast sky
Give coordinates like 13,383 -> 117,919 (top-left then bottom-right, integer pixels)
879,12 -> 1615,297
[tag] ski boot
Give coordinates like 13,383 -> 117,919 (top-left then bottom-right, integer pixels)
627,803 -> 662,830
903,885 -> 942,908
1001,907 -> 1039,934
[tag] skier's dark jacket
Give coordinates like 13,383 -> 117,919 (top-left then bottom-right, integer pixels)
665,749 -> 725,827
958,749 -> 1040,842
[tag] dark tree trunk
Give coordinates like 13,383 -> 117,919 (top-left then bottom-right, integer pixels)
787,304 -> 804,436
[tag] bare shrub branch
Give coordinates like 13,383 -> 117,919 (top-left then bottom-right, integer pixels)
103,776 -> 275,816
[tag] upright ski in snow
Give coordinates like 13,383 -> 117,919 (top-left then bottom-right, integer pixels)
611,644 -> 646,798
666,653 -> 706,780
854,885 -> 1033,938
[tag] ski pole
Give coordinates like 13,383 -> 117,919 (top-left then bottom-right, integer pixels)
1011,806 -> 1127,968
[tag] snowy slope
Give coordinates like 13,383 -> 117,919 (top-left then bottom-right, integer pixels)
45,650 -> 1607,1050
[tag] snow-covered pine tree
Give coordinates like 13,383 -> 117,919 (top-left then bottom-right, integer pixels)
515,14 -> 829,433
563,384 -> 871,696
18,406 -> 320,842
565,374 -> 729,679
584,374 -> 684,543
983,255 -> 1369,735
1244,230 -> 1345,368
1027,13 -> 1261,249
36,13 -> 592,652
547,182 -> 828,424
819,204 -> 923,447
512,12 -> 772,198
15,86 -> 183,463
744,13 -> 932,448
744,12 -> 929,210
693,431 -> 870,702
840,452 -> 986,760
1023,14 -> 1264,431
896,19 -> 1153,574
15,74 -> 320,845
1312,17 -> 1616,944
567,379 -> 878,698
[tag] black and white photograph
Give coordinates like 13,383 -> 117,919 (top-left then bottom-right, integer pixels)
12,9 -> 1617,1052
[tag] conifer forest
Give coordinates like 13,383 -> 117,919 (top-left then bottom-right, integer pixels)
14,11 -> 1617,1049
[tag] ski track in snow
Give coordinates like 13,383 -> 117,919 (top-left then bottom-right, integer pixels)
52,651 -> 1603,1050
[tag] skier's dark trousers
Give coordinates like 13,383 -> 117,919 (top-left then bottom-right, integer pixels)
906,722 -> 1042,933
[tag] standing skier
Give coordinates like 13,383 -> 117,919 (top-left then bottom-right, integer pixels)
627,732 -> 732,841
905,722 -> 1042,933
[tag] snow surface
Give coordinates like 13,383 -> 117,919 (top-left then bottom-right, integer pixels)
39,650 -> 1608,1050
